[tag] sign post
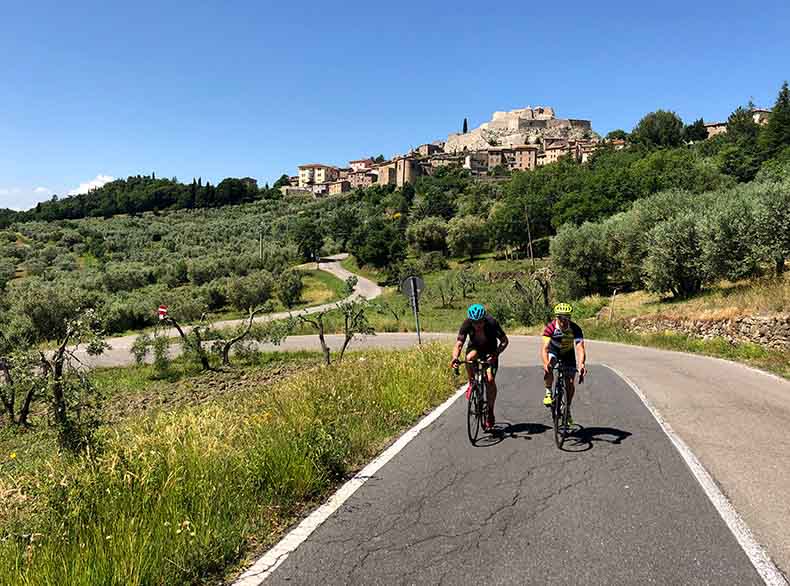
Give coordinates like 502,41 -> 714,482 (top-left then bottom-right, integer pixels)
158,305 -> 168,321
399,275 -> 425,345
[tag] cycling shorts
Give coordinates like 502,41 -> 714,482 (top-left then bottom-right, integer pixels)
548,352 -> 577,373
466,348 -> 499,378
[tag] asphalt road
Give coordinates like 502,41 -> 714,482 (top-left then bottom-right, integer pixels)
265,365 -> 762,585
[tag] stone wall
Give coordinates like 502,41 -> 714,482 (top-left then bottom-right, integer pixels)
624,314 -> 790,349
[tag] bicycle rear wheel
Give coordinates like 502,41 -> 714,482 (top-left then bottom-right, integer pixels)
467,383 -> 481,444
478,378 -> 488,433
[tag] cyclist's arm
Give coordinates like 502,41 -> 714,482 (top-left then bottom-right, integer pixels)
572,322 -> 586,377
496,333 -> 509,356
451,339 -> 464,365
451,323 -> 469,366
541,337 -> 552,371
575,340 -> 586,376
494,321 -> 509,355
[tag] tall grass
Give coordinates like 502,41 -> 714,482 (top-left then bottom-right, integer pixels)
0,344 -> 456,585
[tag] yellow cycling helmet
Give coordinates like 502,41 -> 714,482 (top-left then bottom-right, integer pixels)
553,302 -> 573,316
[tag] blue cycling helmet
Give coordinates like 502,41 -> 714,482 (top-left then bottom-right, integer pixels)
467,303 -> 485,321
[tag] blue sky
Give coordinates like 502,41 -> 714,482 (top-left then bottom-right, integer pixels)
2,0 -> 789,210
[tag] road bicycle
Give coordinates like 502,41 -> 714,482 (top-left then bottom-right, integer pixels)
455,358 -> 492,444
550,357 -> 574,449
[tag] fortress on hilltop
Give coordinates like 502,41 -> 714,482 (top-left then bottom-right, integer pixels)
444,106 -> 594,153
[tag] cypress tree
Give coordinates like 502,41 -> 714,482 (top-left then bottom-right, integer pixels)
463,118 -> 468,134
759,81 -> 790,160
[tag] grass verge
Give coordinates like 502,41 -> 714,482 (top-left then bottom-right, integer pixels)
0,344 -> 457,585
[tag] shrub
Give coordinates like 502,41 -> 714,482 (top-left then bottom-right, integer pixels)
644,212 -> 707,298
277,270 -> 304,309
698,190 -> 761,281
405,216 -> 448,253
550,222 -> 612,299
226,271 -> 275,311
447,215 -> 487,260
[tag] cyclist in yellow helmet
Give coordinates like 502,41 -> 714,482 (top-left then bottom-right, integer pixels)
541,302 -> 587,426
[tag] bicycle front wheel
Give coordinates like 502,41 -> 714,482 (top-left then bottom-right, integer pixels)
552,380 -> 566,449
467,385 -> 481,444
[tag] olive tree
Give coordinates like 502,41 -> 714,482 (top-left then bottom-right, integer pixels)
447,216 -> 487,260
644,213 -> 707,298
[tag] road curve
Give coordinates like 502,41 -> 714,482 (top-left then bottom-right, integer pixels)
87,253 -> 382,367
239,333 -> 790,581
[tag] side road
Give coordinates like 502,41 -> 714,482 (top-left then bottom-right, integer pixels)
87,253 -> 382,366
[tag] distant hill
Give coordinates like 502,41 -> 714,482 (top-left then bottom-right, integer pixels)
13,175 -> 275,223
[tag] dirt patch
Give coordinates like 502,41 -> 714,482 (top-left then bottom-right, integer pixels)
105,360 -> 319,423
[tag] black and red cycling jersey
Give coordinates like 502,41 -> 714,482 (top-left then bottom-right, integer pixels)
457,315 -> 507,357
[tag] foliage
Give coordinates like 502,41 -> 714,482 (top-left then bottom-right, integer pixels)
349,217 -> 405,269
683,118 -> 708,142
405,216 -> 448,253
447,215 -> 487,260
643,212 -> 706,298
759,81 -> 790,160
630,110 -> 684,148
605,129 -> 628,141
550,222 -> 612,299
226,270 -> 275,311
277,269 -> 304,309
487,279 -> 549,327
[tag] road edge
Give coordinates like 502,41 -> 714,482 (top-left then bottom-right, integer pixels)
233,384 -> 467,585
601,362 -> 788,586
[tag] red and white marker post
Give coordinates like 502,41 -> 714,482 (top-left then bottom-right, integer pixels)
158,305 -> 168,320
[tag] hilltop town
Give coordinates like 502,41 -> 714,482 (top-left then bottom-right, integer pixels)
282,106 -> 611,197
280,103 -> 776,199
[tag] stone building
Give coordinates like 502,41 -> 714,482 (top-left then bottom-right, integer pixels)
704,122 -> 728,138
752,108 -> 772,125
311,183 -> 329,197
416,143 -> 442,157
445,106 -> 595,153
298,164 -> 339,188
511,145 -> 538,170
349,158 -> 374,172
349,170 -> 376,189
328,180 -> 351,195
377,163 -> 397,185
537,143 -> 572,166
280,186 -> 313,198
395,157 -> 422,187
463,152 -> 488,174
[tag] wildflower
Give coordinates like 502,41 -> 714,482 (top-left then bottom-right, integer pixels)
9,453 -> 16,460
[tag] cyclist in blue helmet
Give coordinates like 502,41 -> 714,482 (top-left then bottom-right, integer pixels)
451,303 -> 509,431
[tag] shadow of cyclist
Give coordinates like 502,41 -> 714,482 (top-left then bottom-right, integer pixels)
561,426 -> 632,453
472,422 -> 552,447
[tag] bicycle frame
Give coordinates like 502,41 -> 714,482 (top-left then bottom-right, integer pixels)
551,358 -> 572,448
456,358 -> 490,444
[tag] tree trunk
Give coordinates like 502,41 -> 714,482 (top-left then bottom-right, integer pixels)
221,307 -> 261,366
168,317 -> 211,371
18,386 -> 35,427
317,325 -> 331,366
776,256 -> 785,276
0,359 -> 15,424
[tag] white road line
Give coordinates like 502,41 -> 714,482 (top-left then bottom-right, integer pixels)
602,363 -> 788,586
233,384 -> 467,585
